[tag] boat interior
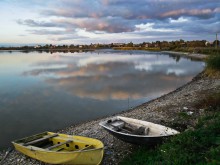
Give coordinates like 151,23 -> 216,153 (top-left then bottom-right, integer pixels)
106,118 -> 150,135
15,132 -> 95,152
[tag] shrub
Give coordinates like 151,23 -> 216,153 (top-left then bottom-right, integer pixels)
206,54 -> 220,70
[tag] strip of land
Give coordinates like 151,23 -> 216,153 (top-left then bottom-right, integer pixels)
162,51 -> 208,60
1,53 -> 219,165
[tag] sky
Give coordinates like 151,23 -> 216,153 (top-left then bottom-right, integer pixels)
0,0 -> 220,46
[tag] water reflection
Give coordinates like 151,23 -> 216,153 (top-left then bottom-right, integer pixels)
23,51 -> 203,100
0,50 -> 204,150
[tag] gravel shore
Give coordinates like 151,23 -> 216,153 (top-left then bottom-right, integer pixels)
1,53 -> 219,165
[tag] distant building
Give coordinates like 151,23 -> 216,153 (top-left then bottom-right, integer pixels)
180,43 -> 187,47
205,41 -> 210,46
113,43 -> 125,46
34,45 -> 41,48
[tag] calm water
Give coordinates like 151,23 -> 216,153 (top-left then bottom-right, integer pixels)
0,49 -> 204,149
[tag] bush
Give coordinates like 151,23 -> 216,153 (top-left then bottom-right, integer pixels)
206,54 -> 220,70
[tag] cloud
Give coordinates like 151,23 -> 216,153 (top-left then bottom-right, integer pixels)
160,8 -> 214,19
49,35 -> 89,41
17,19 -> 60,27
27,29 -> 66,35
53,17 -> 135,33
15,0 -> 220,42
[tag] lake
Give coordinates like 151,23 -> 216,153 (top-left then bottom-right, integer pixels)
0,49 -> 204,150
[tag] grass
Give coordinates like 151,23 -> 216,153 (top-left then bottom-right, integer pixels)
120,92 -> 220,165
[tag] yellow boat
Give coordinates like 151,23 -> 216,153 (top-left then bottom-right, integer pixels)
12,131 -> 104,165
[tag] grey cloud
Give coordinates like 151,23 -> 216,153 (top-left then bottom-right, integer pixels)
41,1 -> 220,27
16,0 -> 220,41
17,19 -> 60,27
49,35 -> 89,41
49,0 -> 219,20
27,29 -> 66,35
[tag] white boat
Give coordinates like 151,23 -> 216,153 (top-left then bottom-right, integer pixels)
99,116 -> 180,145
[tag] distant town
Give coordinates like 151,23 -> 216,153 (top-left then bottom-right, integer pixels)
0,39 -> 219,55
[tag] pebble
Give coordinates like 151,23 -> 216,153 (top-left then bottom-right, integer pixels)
187,111 -> 193,115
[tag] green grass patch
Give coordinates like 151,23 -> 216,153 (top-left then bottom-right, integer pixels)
178,112 -> 192,119
120,92 -> 220,165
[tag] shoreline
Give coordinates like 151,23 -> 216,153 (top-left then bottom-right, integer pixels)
1,52 -> 218,165
0,48 -> 208,61
161,51 -> 208,60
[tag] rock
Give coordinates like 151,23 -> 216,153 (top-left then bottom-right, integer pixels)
187,111 -> 193,115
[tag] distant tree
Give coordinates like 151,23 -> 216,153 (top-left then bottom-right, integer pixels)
187,40 -> 205,47
155,41 -> 161,49
110,43 -> 114,48
127,42 -> 133,47
179,39 -> 184,43
213,40 -> 220,48
161,41 -> 169,48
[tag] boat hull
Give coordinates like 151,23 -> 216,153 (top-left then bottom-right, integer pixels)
103,127 -> 162,145
12,132 -> 104,165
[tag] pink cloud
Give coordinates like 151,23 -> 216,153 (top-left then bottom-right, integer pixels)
161,8 -> 213,18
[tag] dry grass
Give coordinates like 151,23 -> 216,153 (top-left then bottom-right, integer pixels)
204,69 -> 220,78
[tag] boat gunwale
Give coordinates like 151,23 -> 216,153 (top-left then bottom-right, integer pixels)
12,131 -> 104,154
12,142 -> 104,153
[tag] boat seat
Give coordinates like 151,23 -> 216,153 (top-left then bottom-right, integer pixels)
133,126 -> 150,135
24,133 -> 59,146
47,140 -> 73,150
111,120 -> 125,128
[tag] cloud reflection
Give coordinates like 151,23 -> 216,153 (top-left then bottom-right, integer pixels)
23,51 -> 204,100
